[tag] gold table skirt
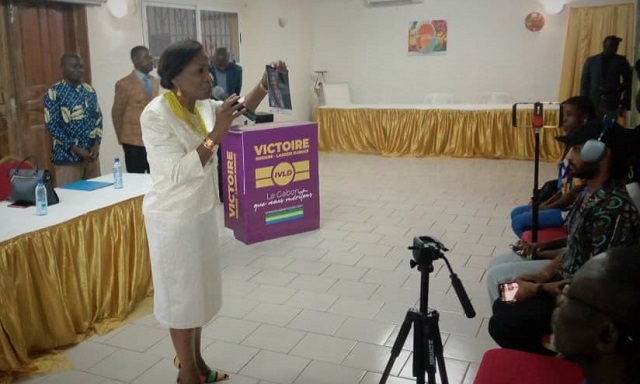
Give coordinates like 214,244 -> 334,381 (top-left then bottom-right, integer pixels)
316,108 -> 563,162
0,196 -> 152,378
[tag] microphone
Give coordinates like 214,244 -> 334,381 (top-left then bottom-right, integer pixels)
212,86 -> 257,122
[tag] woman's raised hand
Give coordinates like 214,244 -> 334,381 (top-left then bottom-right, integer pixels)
211,94 -> 245,142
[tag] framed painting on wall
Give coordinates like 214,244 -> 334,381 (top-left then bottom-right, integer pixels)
408,19 -> 447,55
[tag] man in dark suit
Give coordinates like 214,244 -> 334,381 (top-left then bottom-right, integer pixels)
210,47 -> 242,96
210,47 -> 242,202
112,46 -> 159,173
580,36 -> 632,119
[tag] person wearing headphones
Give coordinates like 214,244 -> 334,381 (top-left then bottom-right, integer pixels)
487,119 -> 640,355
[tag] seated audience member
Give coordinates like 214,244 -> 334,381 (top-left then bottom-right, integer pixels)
510,96 -> 596,238
485,113 -> 620,303
487,120 -> 640,355
552,247 -> 640,384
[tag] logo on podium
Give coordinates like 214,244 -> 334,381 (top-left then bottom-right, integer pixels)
255,161 -> 310,188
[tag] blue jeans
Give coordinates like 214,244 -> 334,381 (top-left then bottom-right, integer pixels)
510,205 -> 564,238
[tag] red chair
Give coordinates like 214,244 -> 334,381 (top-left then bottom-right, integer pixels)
0,156 -> 33,201
521,227 -> 567,244
474,349 -> 583,384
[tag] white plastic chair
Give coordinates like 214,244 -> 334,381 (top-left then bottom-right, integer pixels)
423,93 -> 454,104
323,83 -> 352,106
483,92 -> 512,104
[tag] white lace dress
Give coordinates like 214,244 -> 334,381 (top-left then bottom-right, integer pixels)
140,96 -> 223,329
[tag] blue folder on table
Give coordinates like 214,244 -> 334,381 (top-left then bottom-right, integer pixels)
60,180 -> 113,191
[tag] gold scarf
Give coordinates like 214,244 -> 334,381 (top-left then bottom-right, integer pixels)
164,92 -> 207,138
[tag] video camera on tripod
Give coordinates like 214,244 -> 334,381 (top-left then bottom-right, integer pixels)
380,236 -> 476,384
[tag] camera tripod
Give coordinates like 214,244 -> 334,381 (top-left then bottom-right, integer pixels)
380,237 -> 476,384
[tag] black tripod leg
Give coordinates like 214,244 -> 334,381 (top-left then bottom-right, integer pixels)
433,324 -> 448,384
380,310 -> 414,384
425,325 -> 437,384
421,311 -> 449,384
414,314 -> 425,384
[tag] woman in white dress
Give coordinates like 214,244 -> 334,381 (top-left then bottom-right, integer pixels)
140,40 -> 278,384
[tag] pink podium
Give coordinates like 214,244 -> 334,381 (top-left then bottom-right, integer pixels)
222,121 -> 320,244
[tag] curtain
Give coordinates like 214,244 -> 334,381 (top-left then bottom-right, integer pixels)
558,3 -> 635,102
316,108 -> 563,162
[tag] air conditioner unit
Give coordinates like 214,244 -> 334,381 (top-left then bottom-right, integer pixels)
365,0 -> 424,7
47,0 -> 107,5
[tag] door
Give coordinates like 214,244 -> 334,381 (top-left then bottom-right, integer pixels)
1,0 -> 91,182
0,3 -> 17,159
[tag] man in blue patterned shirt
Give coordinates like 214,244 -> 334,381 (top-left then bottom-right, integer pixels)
44,53 -> 103,186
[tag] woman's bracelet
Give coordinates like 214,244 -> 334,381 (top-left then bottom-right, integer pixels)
258,81 -> 268,93
202,137 -> 217,152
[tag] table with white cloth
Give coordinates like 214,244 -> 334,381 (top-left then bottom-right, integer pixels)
0,174 -> 152,376
315,104 -> 564,162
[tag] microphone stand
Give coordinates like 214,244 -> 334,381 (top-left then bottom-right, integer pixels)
511,102 -> 563,243
531,102 -> 543,243
380,237 -> 475,384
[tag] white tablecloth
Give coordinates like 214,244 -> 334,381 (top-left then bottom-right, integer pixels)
1,173 -> 151,243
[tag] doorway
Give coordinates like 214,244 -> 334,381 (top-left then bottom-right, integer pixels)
0,0 -> 91,182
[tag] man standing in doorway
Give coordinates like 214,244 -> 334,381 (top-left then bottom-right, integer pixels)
210,47 -> 242,202
112,45 -> 159,173
44,53 -> 103,186
580,35 -> 632,119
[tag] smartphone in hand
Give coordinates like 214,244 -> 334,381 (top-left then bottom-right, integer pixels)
498,282 -> 519,302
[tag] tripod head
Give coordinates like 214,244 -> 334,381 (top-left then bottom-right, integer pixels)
408,236 -> 476,319
409,236 -> 447,272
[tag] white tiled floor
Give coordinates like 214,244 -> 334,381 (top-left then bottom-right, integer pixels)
15,153 -> 556,384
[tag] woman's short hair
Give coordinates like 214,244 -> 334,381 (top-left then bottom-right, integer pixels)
562,96 -> 596,121
157,40 -> 203,90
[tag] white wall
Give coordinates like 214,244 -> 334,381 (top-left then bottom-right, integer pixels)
85,0 -> 633,172
310,0 -> 634,105
86,0 -> 313,173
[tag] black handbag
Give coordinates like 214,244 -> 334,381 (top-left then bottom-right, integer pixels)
8,156 -> 59,206
538,179 -> 559,203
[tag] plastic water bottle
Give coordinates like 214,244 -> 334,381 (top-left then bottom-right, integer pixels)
113,158 -> 123,189
35,178 -> 48,216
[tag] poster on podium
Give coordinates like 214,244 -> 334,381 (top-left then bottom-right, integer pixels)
222,121 -> 320,244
